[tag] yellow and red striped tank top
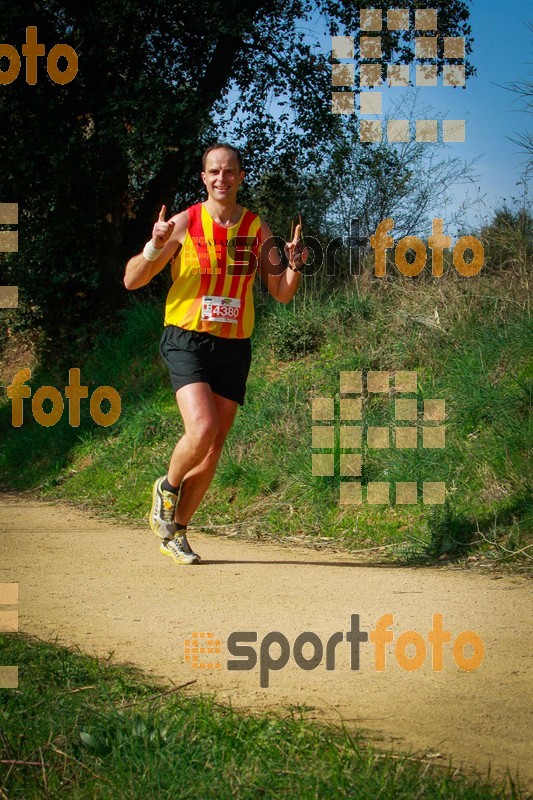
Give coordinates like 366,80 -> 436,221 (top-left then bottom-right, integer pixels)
164,203 -> 262,339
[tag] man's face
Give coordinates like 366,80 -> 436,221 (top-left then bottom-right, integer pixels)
201,148 -> 244,202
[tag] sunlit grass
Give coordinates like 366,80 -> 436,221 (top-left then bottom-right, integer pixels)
0,264 -> 530,566
0,634 -> 524,800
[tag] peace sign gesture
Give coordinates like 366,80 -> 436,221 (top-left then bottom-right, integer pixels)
152,205 -> 175,248
284,219 -> 308,272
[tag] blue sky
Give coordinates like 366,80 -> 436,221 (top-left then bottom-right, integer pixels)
313,0 -> 532,229
422,0 -> 531,222
221,1 -> 531,228
464,0 -> 531,216
361,0 -> 532,224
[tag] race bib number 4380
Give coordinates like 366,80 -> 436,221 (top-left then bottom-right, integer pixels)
201,295 -> 241,323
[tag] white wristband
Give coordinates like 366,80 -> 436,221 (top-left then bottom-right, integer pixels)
143,240 -> 164,262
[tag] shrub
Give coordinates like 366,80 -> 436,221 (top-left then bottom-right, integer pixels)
426,499 -> 476,557
265,306 -> 324,359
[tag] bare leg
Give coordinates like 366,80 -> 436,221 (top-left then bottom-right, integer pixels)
166,383 -> 238,525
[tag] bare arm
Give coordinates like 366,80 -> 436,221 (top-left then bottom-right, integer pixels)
124,206 -> 188,290
258,219 -> 307,304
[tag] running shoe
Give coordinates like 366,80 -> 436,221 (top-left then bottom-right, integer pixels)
160,535 -> 200,565
150,476 -> 178,540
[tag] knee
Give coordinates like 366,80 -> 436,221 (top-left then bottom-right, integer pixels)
205,434 -> 226,460
186,417 -> 219,455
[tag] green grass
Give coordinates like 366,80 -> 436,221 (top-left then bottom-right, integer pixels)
0,255 -> 530,797
0,633 -> 525,799
0,262 -> 531,567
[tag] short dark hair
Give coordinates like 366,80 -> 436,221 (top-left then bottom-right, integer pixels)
202,143 -> 243,172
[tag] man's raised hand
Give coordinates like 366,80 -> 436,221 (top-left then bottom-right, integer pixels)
152,205 -> 175,248
284,222 -> 308,272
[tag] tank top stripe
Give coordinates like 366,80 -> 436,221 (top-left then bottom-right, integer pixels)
164,203 -> 261,338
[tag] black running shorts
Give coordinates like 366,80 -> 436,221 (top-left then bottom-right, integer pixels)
159,325 -> 252,406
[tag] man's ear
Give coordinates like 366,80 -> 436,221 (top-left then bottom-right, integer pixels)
201,171 -> 207,186
239,170 -> 245,186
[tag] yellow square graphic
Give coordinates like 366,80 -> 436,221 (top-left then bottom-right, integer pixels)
443,120 -> 465,142
387,64 -> 409,86
0,203 -> 18,224
340,454 -> 362,477
367,427 -> 389,448
387,120 -> 410,142
0,231 -> 18,252
340,398 -> 362,420
312,426 -> 334,449
340,425 -> 362,449
0,610 -> 18,632
332,92 -> 354,114
0,667 -> 18,689
415,37 -> 437,58
423,426 -> 446,448
332,36 -> 354,59
443,65 -> 465,86
443,37 -> 465,58
396,482 -> 418,504
312,397 -> 334,420
395,427 -> 418,448
340,371 -> 362,394
387,9 -> 409,30
423,482 -> 446,504
360,64 -> 382,86
367,482 -> 390,504
312,453 -> 335,476
416,119 -> 438,142
394,371 -> 417,392
360,121 -> 382,142
0,583 -> 18,604
360,92 -> 382,115
340,482 -> 362,504
424,399 -> 445,420
395,399 -> 417,420
360,36 -> 382,59
367,371 -> 389,393
416,65 -> 437,86
0,287 -> 19,308
415,8 -> 437,30
332,64 -> 355,86
360,9 -> 382,31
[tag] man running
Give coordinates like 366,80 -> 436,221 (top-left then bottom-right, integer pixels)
124,143 -> 306,564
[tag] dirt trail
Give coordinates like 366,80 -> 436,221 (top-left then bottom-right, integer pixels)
1,493 -> 531,791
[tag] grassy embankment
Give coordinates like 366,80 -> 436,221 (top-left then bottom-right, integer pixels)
0,252 -> 531,565
0,245 -> 530,798
0,633 -> 526,799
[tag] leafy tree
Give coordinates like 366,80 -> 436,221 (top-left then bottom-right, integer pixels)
0,0 -> 474,342
317,95 -> 478,241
